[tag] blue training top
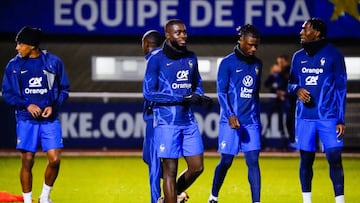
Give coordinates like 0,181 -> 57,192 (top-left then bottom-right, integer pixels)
143,49 -> 204,126
2,50 -> 70,121
217,51 -> 263,125
288,44 -> 347,124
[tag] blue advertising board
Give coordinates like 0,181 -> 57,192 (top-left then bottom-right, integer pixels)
0,100 -> 288,150
0,0 -> 359,38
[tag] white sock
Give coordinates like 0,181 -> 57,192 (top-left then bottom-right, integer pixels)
39,183 -> 52,199
22,191 -> 32,203
302,192 -> 312,203
335,195 -> 344,203
209,193 -> 218,201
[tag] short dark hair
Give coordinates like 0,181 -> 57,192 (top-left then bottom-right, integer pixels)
165,19 -> 185,33
307,18 -> 327,38
142,30 -> 162,47
236,24 -> 260,39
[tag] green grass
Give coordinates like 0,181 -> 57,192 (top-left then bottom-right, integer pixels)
0,154 -> 359,203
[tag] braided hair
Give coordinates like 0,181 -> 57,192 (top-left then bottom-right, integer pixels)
236,24 -> 260,39
306,18 -> 327,38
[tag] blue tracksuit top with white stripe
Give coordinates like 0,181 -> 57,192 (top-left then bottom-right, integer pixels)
2,50 -> 70,121
217,51 -> 262,125
143,47 -> 204,126
288,44 -> 347,124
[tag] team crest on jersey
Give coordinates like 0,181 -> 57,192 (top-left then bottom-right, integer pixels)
320,57 -> 326,66
221,141 -> 226,149
255,67 -> 259,75
188,60 -> 193,68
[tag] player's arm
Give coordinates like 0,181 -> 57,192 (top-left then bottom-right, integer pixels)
53,59 -> 70,108
217,59 -> 238,128
288,54 -> 310,103
334,53 -> 347,137
143,56 -> 183,103
1,63 -> 29,108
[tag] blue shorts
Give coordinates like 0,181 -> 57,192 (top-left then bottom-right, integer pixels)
16,119 -> 64,153
154,122 -> 204,158
295,118 -> 343,152
218,123 -> 261,154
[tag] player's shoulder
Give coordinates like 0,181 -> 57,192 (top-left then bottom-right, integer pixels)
6,55 -> 24,72
323,43 -> 344,56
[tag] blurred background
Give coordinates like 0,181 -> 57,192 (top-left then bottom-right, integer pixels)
0,0 -> 359,151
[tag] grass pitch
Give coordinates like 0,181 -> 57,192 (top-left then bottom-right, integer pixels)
0,153 -> 359,203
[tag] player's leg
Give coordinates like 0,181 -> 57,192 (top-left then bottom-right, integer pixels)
210,153 -> 234,200
20,151 -> 35,203
39,120 -> 63,202
16,120 -> 40,203
149,134 -> 162,203
209,123 -> 240,202
325,147 -> 344,203
241,124 -> 261,203
162,158 -> 178,203
244,150 -> 261,203
177,122 -> 204,194
177,154 -> 204,193
317,119 -> 345,203
154,125 -> 182,203
299,150 -> 315,203
295,119 -> 317,203
144,118 -> 162,203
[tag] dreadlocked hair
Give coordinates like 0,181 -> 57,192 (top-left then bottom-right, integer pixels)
236,24 -> 260,39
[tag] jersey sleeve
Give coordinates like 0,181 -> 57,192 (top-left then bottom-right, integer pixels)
217,59 -> 235,118
288,52 -> 301,94
1,61 -> 30,108
334,53 -> 347,124
143,55 -> 183,103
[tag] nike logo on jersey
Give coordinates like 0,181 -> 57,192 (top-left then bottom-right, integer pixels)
20,70 -> 28,74
236,69 -> 243,73
301,60 -> 307,64
166,62 -> 173,66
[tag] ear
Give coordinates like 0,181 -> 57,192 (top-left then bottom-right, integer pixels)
165,32 -> 170,39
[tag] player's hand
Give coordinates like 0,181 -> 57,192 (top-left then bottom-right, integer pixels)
183,94 -> 202,105
200,95 -> 214,110
336,124 -> 345,138
228,116 -> 240,129
27,104 -> 42,118
297,88 -> 311,103
41,106 -> 53,118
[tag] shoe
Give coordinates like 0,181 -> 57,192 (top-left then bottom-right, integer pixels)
157,196 -> 165,203
38,198 -> 52,203
208,200 -> 218,203
177,192 -> 189,203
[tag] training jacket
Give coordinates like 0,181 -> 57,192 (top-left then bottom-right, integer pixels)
143,45 -> 204,126
288,43 -> 347,124
217,47 -> 263,125
2,50 -> 70,121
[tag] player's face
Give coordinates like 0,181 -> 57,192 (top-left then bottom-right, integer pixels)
166,23 -> 187,47
141,39 -> 148,55
300,21 -> 320,43
15,42 -> 33,58
238,35 -> 259,56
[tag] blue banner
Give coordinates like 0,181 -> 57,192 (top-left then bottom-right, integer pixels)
0,100 -> 289,150
0,0 -> 359,38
